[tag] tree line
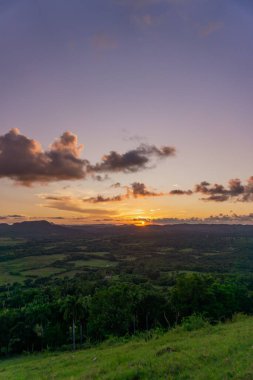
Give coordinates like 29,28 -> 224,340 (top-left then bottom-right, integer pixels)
0,273 -> 252,355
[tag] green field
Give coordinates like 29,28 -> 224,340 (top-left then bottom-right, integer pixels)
2,254 -> 67,272
0,315 -> 252,380
69,259 -> 117,268
22,267 -> 65,277
0,250 -> 116,284
0,254 -> 68,284
0,238 -> 25,247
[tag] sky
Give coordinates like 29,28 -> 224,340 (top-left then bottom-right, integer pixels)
1,0 -> 253,225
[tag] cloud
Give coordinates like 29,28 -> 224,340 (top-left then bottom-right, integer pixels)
0,130 -> 176,186
239,177 -> 253,202
0,214 -> 25,220
199,21 -> 224,37
41,195 -> 117,216
47,203 -> 115,215
82,182 -> 165,203
195,178 -> 247,202
91,33 -> 118,50
46,216 -> 66,220
172,177 -> 253,202
91,174 -> 110,182
0,129 -> 87,186
116,0 -> 174,30
41,195 -> 72,202
123,134 -> 146,143
83,194 -> 125,203
134,213 -> 253,225
131,181 -> 163,197
111,182 -> 122,188
132,13 -> 156,27
169,189 -> 193,195
88,144 -> 175,173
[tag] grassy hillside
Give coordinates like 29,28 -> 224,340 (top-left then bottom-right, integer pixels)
0,315 -> 252,380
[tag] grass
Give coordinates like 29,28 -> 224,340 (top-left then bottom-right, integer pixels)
0,272 -> 24,284
85,252 -> 109,257
1,254 -> 67,272
69,259 -> 117,268
56,270 -> 89,279
0,315 -> 252,380
0,238 -> 25,247
0,253 -> 116,284
0,254 -> 67,284
179,248 -> 195,254
22,267 -> 65,277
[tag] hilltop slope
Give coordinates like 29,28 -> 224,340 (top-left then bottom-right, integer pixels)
0,315 -> 252,380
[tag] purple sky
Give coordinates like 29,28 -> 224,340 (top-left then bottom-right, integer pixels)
1,0 -> 253,224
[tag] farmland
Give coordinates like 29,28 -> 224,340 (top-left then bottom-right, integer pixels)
1,223 -> 253,286
0,222 -> 253,360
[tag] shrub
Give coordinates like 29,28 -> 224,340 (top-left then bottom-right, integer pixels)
181,314 -> 209,331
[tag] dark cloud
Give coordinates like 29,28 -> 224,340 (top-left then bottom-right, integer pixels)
169,189 -> 193,195
202,194 -> 229,202
172,177 -> 253,202
82,182 -> 164,203
83,182 -> 165,203
229,178 -> 245,196
195,178 -> 247,202
92,174 -> 110,182
46,216 -> 66,220
131,182 -> 163,197
44,182 -> 165,206
88,144 -> 175,174
239,176 -> 253,202
0,130 -> 176,186
0,129 -> 87,186
195,182 -> 227,196
110,182 -> 121,188
83,195 -> 125,203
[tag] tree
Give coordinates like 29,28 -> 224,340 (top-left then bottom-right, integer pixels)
60,295 -> 90,350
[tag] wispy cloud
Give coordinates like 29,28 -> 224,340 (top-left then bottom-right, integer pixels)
132,13 -> 157,28
91,33 -> 118,50
82,182 -> 165,203
0,214 -> 25,221
199,21 -> 224,37
115,0 -> 163,9
41,194 -> 118,217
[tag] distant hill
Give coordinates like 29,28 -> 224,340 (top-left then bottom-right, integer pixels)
1,220 -> 253,239
0,220 -> 72,238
